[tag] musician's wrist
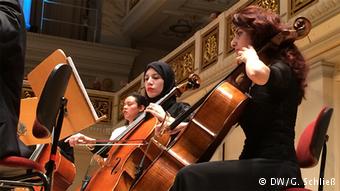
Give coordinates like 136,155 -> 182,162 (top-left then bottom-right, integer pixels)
85,138 -> 97,150
165,115 -> 174,128
162,113 -> 174,132
86,144 -> 95,151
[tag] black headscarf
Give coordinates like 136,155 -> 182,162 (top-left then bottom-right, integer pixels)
144,61 -> 176,109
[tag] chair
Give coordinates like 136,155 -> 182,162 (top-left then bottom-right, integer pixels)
0,64 -> 72,190
285,106 -> 333,191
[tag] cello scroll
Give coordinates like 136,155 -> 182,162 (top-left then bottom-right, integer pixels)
293,17 -> 312,40
271,17 -> 311,45
175,74 -> 201,97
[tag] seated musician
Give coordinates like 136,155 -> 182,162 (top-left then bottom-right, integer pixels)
151,5 -> 308,191
66,93 -> 148,157
142,61 -> 191,136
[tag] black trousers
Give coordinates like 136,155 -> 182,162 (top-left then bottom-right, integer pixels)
170,158 -> 304,191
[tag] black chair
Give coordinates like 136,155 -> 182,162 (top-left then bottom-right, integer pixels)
0,63 -> 72,190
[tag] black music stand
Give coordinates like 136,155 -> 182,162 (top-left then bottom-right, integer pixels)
0,63 -> 71,190
33,63 -> 72,189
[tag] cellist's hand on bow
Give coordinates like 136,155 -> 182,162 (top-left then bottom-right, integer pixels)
65,133 -> 96,147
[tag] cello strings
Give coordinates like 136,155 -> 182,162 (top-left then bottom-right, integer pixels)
95,138 -> 147,143
77,143 -> 148,146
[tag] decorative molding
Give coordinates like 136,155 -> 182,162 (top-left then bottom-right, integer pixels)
288,0 -> 318,18
290,0 -> 340,27
167,43 -> 195,84
89,95 -> 113,124
202,27 -> 219,70
252,0 -> 279,13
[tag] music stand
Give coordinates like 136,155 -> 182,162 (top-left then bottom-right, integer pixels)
19,49 -> 105,146
33,63 -> 72,189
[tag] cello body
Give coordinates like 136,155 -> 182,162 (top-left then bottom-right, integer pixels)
36,144 -> 76,191
83,117 -> 170,191
82,74 -> 200,191
131,80 -> 249,191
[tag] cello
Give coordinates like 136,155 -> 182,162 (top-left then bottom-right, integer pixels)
28,143 -> 76,191
17,100 -> 77,191
130,17 -> 312,191
81,74 -> 200,191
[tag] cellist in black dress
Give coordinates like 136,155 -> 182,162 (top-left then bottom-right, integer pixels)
154,5 -> 308,191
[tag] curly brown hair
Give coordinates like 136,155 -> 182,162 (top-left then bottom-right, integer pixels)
232,5 -> 308,104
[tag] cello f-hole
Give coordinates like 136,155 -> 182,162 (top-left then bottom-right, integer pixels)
110,157 -> 121,175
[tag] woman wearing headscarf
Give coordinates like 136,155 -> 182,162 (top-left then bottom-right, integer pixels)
143,61 -> 190,135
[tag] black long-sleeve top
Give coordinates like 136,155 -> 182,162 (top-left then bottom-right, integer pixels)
239,60 -> 300,163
